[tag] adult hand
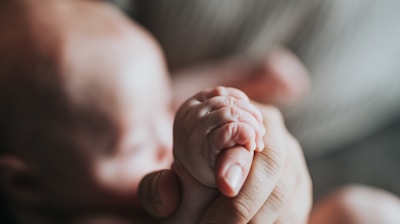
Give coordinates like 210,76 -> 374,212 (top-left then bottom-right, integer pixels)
139,104 -> 312,224
198,103 -> 312,224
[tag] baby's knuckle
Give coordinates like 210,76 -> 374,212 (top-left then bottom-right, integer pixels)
229,106 -> 241,121
214,86 -> 227,96
194,90 -> 209,102
227,122 -> 239,138
224,96 -> 236,107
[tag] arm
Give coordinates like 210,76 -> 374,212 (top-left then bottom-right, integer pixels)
171,48 -> 310,109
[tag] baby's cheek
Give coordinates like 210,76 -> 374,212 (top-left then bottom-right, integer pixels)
94,150 -> 169,195
154,112 -> 173,147
95,160 -> 138,194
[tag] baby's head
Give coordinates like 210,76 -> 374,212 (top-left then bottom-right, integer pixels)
0,0 -> 172,221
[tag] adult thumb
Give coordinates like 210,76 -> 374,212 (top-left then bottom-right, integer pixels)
138,170 -> 181,218
216,146 -> 254,197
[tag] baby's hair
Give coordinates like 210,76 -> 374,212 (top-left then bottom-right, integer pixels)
0,0 -> 59,155
0,3 -> 121,157
0,2 -> 125,222
0,44 -> 64,155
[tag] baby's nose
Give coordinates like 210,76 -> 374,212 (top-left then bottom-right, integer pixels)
157,143 -> 173,165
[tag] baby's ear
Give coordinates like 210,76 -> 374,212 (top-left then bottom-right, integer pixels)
0,155 -> 43,207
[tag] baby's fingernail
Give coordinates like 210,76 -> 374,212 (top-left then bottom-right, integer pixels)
258,137 -> 265,152
225,165 -> 243,193
249,140 -> 256,151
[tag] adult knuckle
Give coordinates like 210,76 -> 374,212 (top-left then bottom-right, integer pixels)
265,105 -> 284,123
269,183 -> 290,212
231,199 -> 253,223
258,147 -> 285,175
272,111 -> 284,125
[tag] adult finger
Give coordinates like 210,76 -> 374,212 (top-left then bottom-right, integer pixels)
215,145 -> 254,197
249,137 -> 312,224
273,139 -> 312,224
138,170 -> 181,218
273,176 -> 312,224
199,105 -> 288,224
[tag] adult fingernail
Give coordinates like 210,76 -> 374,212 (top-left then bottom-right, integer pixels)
225,165 -> 243,193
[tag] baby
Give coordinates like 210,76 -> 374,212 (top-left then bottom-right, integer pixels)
0,1 -> 263,223
2,1 -> 400,224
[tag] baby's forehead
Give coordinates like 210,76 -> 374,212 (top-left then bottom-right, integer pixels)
0,1 -> 171,157
3,1 -> 169,119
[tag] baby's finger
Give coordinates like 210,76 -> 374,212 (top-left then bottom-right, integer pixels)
203,96 -> 264,123
193,86 -> 249,102
176,87 -> 251,123
215,146 -> 254,197
208,122 -> 259,166
199,105 -> 264,138
255,133 -> 265,152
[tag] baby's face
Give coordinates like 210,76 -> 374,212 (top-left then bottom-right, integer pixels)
24,3 -> 173,213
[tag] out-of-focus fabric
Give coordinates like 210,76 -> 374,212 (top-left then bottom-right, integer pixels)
134,0 -> 318,69
127,0 -> 400,157
127,0 -> 400,160
284,0 -> 400,159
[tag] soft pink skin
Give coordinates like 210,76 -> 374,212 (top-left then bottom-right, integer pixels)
163,86 -> 265,223
173,87 -> 265,192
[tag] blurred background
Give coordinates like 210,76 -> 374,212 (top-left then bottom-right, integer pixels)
110,0 -> 400,201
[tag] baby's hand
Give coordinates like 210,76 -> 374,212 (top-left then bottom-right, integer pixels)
173,86 -> 265,196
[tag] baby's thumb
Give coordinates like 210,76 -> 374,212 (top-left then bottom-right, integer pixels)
215,146 -> 254,197
138,170 -> 181,218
